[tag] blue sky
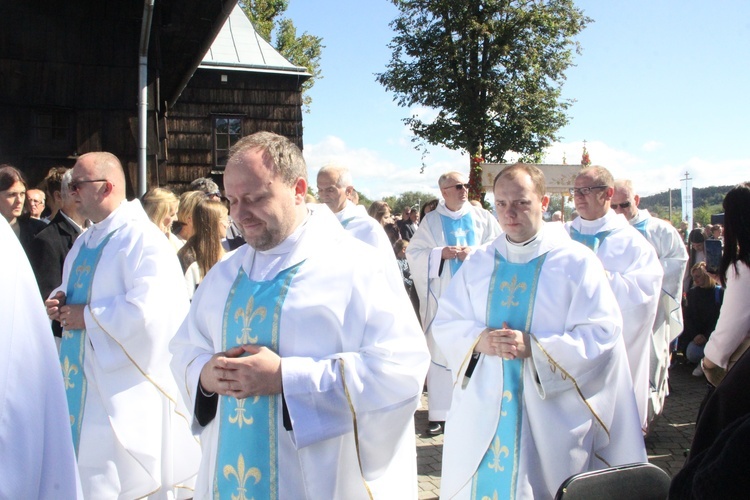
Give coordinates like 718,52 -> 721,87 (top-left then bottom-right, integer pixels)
286,0 -> 750,200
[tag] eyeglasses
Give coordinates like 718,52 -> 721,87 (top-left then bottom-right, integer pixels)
569,185 -> 608,197
69,179 -> 108,192
445,183 -> 470,191
612,201 -> 631,209
27,199 -> 45,205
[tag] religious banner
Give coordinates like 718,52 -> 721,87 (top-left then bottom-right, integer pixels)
681,174 -> 693,237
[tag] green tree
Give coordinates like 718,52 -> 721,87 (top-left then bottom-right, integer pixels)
377,0 -> 590,204
240,1 -> 324,111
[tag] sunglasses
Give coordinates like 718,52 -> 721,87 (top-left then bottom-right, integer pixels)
612,202 -> 631,209
69,179 -> 107,192
445,183 -> 470,191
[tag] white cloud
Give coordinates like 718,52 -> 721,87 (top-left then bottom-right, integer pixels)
642,140 -> 663,152
303,136 -> 750,201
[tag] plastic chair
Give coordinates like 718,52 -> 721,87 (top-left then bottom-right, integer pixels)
555,462 -> 671,500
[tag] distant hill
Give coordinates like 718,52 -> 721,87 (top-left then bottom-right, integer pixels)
639,185 -> 734,212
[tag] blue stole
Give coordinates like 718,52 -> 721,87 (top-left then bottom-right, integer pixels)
472,250 -> 546,500
569,226 -> 612,253
440,212 -> 476,275
59,230 -> 117,455
214,261 -> 303,500
632,218 -> 649,237
340,216 -> 355,228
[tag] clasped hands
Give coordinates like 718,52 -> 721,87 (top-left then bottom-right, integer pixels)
200,344 -> 282,399
474,322 -> 530,360
442,245 -> 472,262
45,291 -> 86,330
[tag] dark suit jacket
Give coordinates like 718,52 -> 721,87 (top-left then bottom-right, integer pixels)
18,216 -> 47,257
28,212 -> 81,337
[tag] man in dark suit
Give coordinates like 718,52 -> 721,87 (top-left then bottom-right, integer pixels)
28,170 -> 86,339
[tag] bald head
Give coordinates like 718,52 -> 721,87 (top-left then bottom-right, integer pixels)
71,152 -> 126,222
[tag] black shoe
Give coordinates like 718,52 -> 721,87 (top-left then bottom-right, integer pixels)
427,421 -> 444,436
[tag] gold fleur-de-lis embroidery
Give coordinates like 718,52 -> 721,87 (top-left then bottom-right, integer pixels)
62,327 -> 74,339
61,356 -> 79,389
234,296 -> 267,344
500,389 -> 513,417
500,276 -> 527,307
481,491 -> 499,500
223,454 -> 261,500
73,260 -> 91,289
488,436 -> 510,472
228,398 -> 254,428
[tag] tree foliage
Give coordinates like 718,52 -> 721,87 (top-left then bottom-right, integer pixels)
240,1 -> 324,111
381,190 -> 437,214
376,0 -> 590,202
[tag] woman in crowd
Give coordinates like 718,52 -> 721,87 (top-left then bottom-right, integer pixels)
700,183 -> 750,385
172,190 -> 204,245
683,228 -> 707,295
177,198 -> 229,300
419,198 -> 439,222
0,165 -> 47,256
142,187 -> 182,252
671,183 -> 750,498
369,200 -> 400,245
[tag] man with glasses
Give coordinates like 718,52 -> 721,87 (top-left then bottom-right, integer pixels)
612,179 -> 688,429
407,171 -> 501,435
45,152 -> 200,498
433,164 -> 645,499
25,188 -> 47,221
565,166 -> 663,434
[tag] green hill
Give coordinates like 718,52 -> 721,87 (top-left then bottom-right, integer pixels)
639,185 -> 735,226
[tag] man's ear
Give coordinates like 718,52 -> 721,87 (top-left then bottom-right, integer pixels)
604,186 -> 614,199
541,195 -> 550,212
634,194 -> 640,207
293,177 -> 308,203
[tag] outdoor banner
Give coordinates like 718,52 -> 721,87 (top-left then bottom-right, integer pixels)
681,175 -> 693,238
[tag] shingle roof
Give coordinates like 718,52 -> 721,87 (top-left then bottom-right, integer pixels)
200,5 -> 310,77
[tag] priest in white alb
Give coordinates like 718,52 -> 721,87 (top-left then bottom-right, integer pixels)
0,217 -> 81,499
434,164 -> 646,499
565,166 -> 663,432
170,132 -> 430,499
45,152 -> 200,499
613,179 -> 688,429
406,171 -> 500,435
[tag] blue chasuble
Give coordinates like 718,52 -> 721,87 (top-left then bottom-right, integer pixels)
632,218 -> 649,237
569,227 -> 613,253
214,261 -> 303,500
59,230 -> 117,455
471,250 -> 546,500
440,212 -> 476,276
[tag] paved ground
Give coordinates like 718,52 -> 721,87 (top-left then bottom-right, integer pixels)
414,358 -> 709,499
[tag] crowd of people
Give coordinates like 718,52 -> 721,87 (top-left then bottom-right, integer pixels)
1,135 -> 748,499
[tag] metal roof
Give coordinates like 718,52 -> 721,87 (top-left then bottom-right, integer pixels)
200,5 -> 310,77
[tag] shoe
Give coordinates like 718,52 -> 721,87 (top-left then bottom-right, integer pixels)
427,421 -> 444,436
692,364 -> 704,377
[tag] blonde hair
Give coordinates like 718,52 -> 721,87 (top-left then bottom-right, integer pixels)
142,187 -> 178,234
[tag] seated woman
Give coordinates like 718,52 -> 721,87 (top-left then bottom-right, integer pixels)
177,199 -> 229,300
142,187 -> 182,252
680,262 -> 724,375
